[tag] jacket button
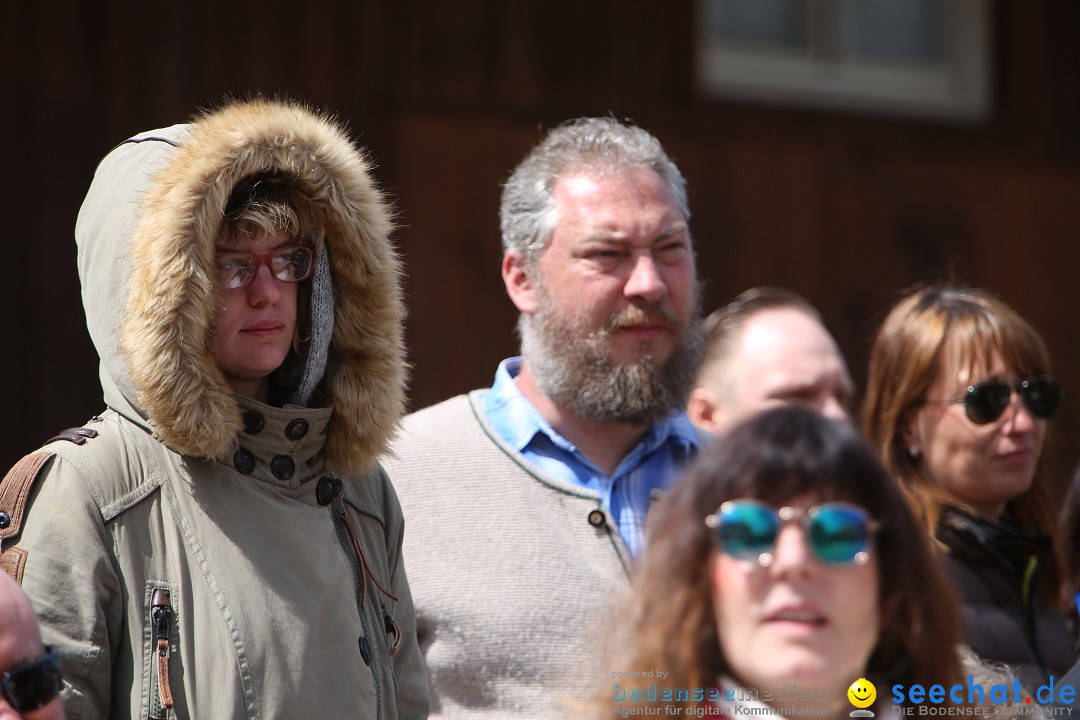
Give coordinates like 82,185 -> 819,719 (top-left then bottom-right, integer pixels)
271,455 -> 295,481
285,419 -> 309,440
358,636 -> 372,665
0,511 -> 10,529
233,449 -> 255,475
587,509 -> 605,528
316,476 -> 336,506
242,411 -> 265,434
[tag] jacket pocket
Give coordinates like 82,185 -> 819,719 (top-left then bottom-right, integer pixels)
145,584 -> 177,720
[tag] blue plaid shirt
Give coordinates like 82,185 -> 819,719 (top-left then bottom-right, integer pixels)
480,357 -> 701,556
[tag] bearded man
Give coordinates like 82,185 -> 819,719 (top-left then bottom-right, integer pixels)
383,117 -> 705,719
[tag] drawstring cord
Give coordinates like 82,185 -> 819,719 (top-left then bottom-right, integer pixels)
339,505 -> 402,655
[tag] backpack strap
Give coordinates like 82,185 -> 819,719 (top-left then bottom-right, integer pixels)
0,421 -> 102,584
0,452 -> 55,584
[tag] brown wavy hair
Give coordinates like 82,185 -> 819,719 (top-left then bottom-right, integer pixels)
861,283 -> 1062,600
599,407 -> 964,716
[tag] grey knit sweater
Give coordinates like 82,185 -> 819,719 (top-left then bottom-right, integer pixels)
384,392 -> 634,719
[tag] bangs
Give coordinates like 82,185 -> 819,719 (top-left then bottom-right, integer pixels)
223,173 -> 323,246
938,303 -> 1051,382
724,435 -> 892,519
695,408 -> 896,523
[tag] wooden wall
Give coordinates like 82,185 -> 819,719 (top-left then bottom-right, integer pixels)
4,1 -> 1080,488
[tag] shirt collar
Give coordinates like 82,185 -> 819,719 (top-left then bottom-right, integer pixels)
484,357 -> 561,452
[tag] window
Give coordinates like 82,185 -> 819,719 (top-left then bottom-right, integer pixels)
697,0 -> 991,120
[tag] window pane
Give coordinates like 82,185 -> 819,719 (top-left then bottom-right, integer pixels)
704,0 -> 808,47
845,0 -> 945,62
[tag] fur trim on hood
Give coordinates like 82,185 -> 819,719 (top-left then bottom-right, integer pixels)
79,98 -> 405,474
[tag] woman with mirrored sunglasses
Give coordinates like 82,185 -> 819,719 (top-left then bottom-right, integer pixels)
864,282 -> 1075,689
590,406 -> 966,719
0,571 -> 66,719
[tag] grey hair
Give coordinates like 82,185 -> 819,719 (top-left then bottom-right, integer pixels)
499,117 -> 689,264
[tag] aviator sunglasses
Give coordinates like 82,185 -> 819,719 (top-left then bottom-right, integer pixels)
215,245 -> 314,290
1,647 -> 62,713
705,499 -> 879,567
948,375 -> 1062,426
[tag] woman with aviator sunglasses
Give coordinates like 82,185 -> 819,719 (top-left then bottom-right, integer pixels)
592,406 -> 965,718
864,282 -> 1074,688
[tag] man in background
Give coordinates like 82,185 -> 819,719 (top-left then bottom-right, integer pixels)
687,286 -> 853,433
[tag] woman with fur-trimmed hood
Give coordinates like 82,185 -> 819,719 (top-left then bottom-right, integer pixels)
1,99 -> 429,719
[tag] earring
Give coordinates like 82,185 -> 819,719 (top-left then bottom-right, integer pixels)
907,446 -> 920,460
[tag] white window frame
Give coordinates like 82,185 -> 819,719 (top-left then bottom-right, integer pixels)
696,0 -> 992,120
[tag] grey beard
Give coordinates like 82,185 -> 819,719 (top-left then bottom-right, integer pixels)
519,304 -> 704,426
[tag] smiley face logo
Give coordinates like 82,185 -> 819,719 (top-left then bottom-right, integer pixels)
847,678 -> 876,709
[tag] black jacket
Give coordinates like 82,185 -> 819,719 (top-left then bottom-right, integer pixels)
937,505 -> 1076,689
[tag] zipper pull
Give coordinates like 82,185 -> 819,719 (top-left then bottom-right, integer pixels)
382,603 -> 401,656
151,589 -> 175,711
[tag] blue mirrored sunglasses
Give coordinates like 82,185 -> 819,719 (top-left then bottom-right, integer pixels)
705,499 -> 879,567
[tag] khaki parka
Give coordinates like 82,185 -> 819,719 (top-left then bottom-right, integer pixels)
9,99 -> 429,720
